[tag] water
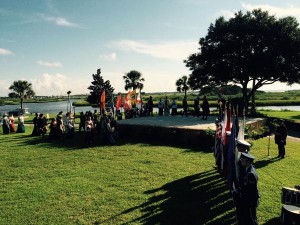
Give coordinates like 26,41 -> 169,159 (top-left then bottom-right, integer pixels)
0,101 -> 299,116
0,101 -> 96,115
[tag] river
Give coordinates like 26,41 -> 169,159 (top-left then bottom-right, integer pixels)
0,101 -> 300,115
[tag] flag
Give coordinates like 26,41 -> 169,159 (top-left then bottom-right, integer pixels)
116,94 -> 122,110
129,90 -> 136,105
124,91 -> 132,111
221,106 -> 231,175
227,114 -> 238,182
136,91 -> 142,109
235,110 -> 245,180
100,90 -> 106,111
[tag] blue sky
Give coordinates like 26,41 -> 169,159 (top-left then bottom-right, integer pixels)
1,0 -> 300,96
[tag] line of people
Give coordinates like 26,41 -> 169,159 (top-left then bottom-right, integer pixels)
157,95 -> 210,119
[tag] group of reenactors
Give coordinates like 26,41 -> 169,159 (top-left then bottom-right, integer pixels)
214,118 -> 260,224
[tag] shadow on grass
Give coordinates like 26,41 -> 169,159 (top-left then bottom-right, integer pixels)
98,169 -> 236,225
17,130 -> 213,153
255,156 -> 282,169
19,131 -> 104,150
262,217 -> 281,225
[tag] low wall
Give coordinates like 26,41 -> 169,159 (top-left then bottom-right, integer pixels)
119,124 -> 214,148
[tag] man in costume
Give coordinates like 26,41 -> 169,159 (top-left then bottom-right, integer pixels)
233,141 -> 260,225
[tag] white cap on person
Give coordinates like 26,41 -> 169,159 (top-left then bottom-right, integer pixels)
240,151 -> 255,161
237,139 -> 251,147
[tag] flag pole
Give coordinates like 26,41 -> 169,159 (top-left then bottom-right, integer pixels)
268,128 -> 271,159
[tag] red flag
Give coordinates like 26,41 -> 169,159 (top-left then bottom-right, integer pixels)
100,90 -> 106,111
116,94 -> 122,110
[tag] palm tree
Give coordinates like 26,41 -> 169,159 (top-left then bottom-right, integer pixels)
176,75 -> 190,98
9,80 -> 35,109
123,70 -> 145,91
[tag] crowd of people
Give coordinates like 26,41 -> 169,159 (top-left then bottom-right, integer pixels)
0,110 -> 120,146
42,110 -> 120,145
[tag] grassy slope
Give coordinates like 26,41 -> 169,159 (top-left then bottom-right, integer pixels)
0,126 -> 299,225
258,110 -> 300,122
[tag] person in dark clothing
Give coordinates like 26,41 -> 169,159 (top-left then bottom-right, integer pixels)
233,150 -> 260,225
202,96 -> 210,120
158,98 -> 163,116
31,112 -> 39,136
194,96 -> 200,117
275,120 -> 288,159
37,114 -> 47,137
147,96 -> 154,117
79,112 -> 85,132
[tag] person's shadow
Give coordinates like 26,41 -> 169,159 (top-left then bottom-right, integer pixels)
97,169 -> 237,225
255,156 -> 282,169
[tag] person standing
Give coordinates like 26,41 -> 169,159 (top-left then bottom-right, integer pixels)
16,113 -> 25,133
79,112 -> 86,132
2,113 -> 10,134
202,96 -> 210,120
194,96 -> 200,117
31,113 -> 39,136
164,96 -> 170,116
158,98 -> 163,116
275,119 -> 288,159
182,97 -> 188,117
9,113 -> 15,133
233,150 -> 260,225
85,116 -> 94,145
171,100 -> 177,116
147,96 -> 154,117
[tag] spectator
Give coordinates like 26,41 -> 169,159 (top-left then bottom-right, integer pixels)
2,113 -> 10,134
16,113 -> 25,133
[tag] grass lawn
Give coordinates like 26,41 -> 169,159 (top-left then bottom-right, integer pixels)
258,110 -> 300,122
0,126 -> 299,224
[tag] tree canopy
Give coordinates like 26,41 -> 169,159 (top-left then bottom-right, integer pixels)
123,70 -> 145,91
9,80 -> 35,109
87,69 -> 114,105
185,9 -> 300,112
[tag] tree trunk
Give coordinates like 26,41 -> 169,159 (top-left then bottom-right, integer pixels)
20,98 -> 23,110
251,79 -> 256,116
184,89 -> 187,99
242,85 -> 248,115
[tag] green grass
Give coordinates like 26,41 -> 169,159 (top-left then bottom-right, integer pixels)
258,110 -> 300,122
0,126 -> 299,224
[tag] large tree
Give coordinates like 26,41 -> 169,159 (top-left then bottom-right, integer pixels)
123,70 -> 145,91
185,9 -> 300,113
9,80 -> 35,109
87,68 -> 114,105
176,75 -> 190,98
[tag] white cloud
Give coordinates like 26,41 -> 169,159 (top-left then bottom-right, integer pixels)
37,60 -> 63,67
0,48 -> 13,55
0,79 -> 10,96
43,15 -> 79,27
110,40 -> 198,61
216,10 -> 236,19
241,3 -> 300,19
259,82 -> 300,91
100,53 -> 117,61
30,73 -> 89,96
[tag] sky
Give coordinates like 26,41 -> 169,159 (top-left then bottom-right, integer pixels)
1,0 -> 300,97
